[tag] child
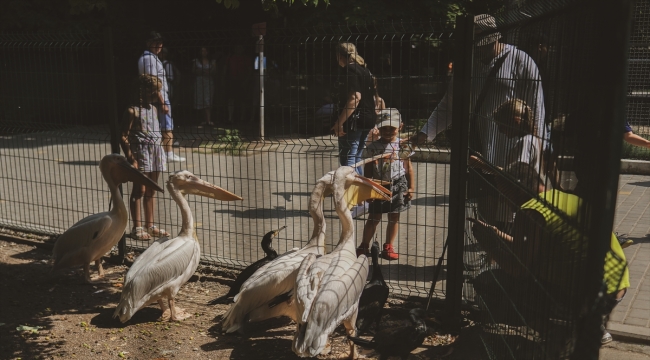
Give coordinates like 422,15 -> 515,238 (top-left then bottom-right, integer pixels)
357,108 -> 415,260
120,74 -> 170,240
493,98 -> 543,174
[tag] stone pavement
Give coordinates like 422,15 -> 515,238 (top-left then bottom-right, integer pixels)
610,174 -> 650,341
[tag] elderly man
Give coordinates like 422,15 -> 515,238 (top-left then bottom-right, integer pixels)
413,14 -> 548,168
138,31 -> 185,163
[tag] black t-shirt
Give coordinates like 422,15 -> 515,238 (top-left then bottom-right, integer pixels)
336,63 -> 376,130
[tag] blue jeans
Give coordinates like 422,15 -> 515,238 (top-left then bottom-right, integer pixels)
338,129 -> 371,175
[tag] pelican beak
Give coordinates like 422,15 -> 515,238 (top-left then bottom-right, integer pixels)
344,175 -> 391,209
119,161 -> 164,192
187,178 -> 243,201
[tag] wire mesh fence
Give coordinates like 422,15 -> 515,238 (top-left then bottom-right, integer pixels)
445,0 -> 632,358
0,22 -> 455,299
625,0 -> 650,159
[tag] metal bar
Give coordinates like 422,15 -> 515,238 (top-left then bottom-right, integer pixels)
443,14 -> 474,331
571,1 -> 634,358
104,27 -> 126,262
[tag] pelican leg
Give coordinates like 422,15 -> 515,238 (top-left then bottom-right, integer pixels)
341,317 -> 359,360
168,298 -> 190,321
95,259 -> 105,278
159,299 -> 171,321
83,263 -> 97,284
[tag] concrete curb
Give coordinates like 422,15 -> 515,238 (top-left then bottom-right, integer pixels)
608,323 -> 650,344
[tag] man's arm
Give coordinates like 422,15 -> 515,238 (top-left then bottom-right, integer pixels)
623,131 -> 650,149
413,80 -> 453,146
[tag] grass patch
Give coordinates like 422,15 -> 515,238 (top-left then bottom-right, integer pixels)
621,133 -> 650,160
196,128 -> 246,156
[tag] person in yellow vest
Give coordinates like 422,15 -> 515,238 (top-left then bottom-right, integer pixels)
469,162 -> 629,345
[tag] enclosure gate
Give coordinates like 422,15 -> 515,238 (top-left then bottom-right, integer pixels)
443,1 -> 633,359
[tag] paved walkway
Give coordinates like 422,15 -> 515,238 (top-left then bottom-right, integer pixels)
610,174 -> 650,340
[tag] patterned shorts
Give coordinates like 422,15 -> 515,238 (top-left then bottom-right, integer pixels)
368,175 -> 411,214
131,143 -> 167,173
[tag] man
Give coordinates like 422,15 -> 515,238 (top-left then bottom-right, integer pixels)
138,31 -> 185,163
413,14 -> 548,168
469,162 -> 629,346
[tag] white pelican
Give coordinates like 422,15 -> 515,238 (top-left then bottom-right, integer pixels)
113,170 -> 242,322
293,166 -> 391,359
52,154 -> 164,283
220,171 -> 335,334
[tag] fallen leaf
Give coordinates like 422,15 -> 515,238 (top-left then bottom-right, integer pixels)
113,283 -> 123,288
16,325 -> 42,334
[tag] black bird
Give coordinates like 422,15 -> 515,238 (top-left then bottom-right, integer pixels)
356,241 -> 390,334
349,308 -> 428,360
208,226 -> 286,304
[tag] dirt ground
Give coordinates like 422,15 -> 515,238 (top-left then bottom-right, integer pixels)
0,239 -> 469,360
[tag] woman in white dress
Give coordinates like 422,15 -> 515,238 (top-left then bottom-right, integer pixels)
193,46 -> 217,126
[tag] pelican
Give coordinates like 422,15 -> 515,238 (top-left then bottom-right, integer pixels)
208,225 -> 287,304
293,166 -> 391,359
113,170 -> 242,322
220,171 -> 336,334
52,154 -> 164,283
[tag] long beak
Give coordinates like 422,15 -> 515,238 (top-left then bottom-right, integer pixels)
188,178 -> 243,201
344,175 -> 391,209
273,225 -> 287,236
120,162 -> 164,192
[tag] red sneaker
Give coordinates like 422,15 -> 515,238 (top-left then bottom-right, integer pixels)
382,243 -> 399,260
356,244 -> 369,257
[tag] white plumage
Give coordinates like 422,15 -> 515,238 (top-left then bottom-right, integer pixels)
114,170 -> 242,322
52,154 -> 164,283
220,171 -> 336,334
293,166 -> 391,359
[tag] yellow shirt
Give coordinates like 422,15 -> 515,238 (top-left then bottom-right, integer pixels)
521,190 -> 629,294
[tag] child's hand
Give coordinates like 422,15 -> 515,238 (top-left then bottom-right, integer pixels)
404,188 -> 414,202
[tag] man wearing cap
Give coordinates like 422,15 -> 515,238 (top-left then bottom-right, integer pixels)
138,31 -> 185,163
413,14 -> 548,168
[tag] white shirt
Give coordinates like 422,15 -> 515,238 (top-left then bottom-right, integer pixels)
138,50 -> 169,105
420,44 -> 548,167
363,139 -> 407,181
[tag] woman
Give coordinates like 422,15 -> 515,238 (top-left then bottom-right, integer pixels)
193,46 -> 217,126
331,43 -> 376,218
331,43 -> 376,173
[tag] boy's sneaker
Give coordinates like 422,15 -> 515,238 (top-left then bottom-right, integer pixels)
601,330 -> 613,344
382,243 -> 399,261
356,244 -> 369,257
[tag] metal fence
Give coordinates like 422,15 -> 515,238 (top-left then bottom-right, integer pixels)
444,0 -> 633,358
0,22 -> 455,299
625,0 -> 650,159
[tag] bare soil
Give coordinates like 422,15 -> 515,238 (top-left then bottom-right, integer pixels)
0,239 -> 470,360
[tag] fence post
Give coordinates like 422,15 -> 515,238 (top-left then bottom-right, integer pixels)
443,15 -> 474,331
104,27 -> 127,263
571,1 -> 633,358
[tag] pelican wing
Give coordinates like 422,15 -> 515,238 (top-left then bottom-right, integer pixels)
295,254 -> 369,356
117,237 -> 198,320
52,212 -> 117,268
222,250 -> 308,333
295,253 -> 320,323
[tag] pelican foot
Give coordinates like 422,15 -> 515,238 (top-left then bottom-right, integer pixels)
160,309 -> 172,321
337,347 -> 359,360
170,307 -> 191,321
320,341 -> 332,355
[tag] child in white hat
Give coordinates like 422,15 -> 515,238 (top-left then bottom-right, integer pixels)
358,108 -> 415,260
